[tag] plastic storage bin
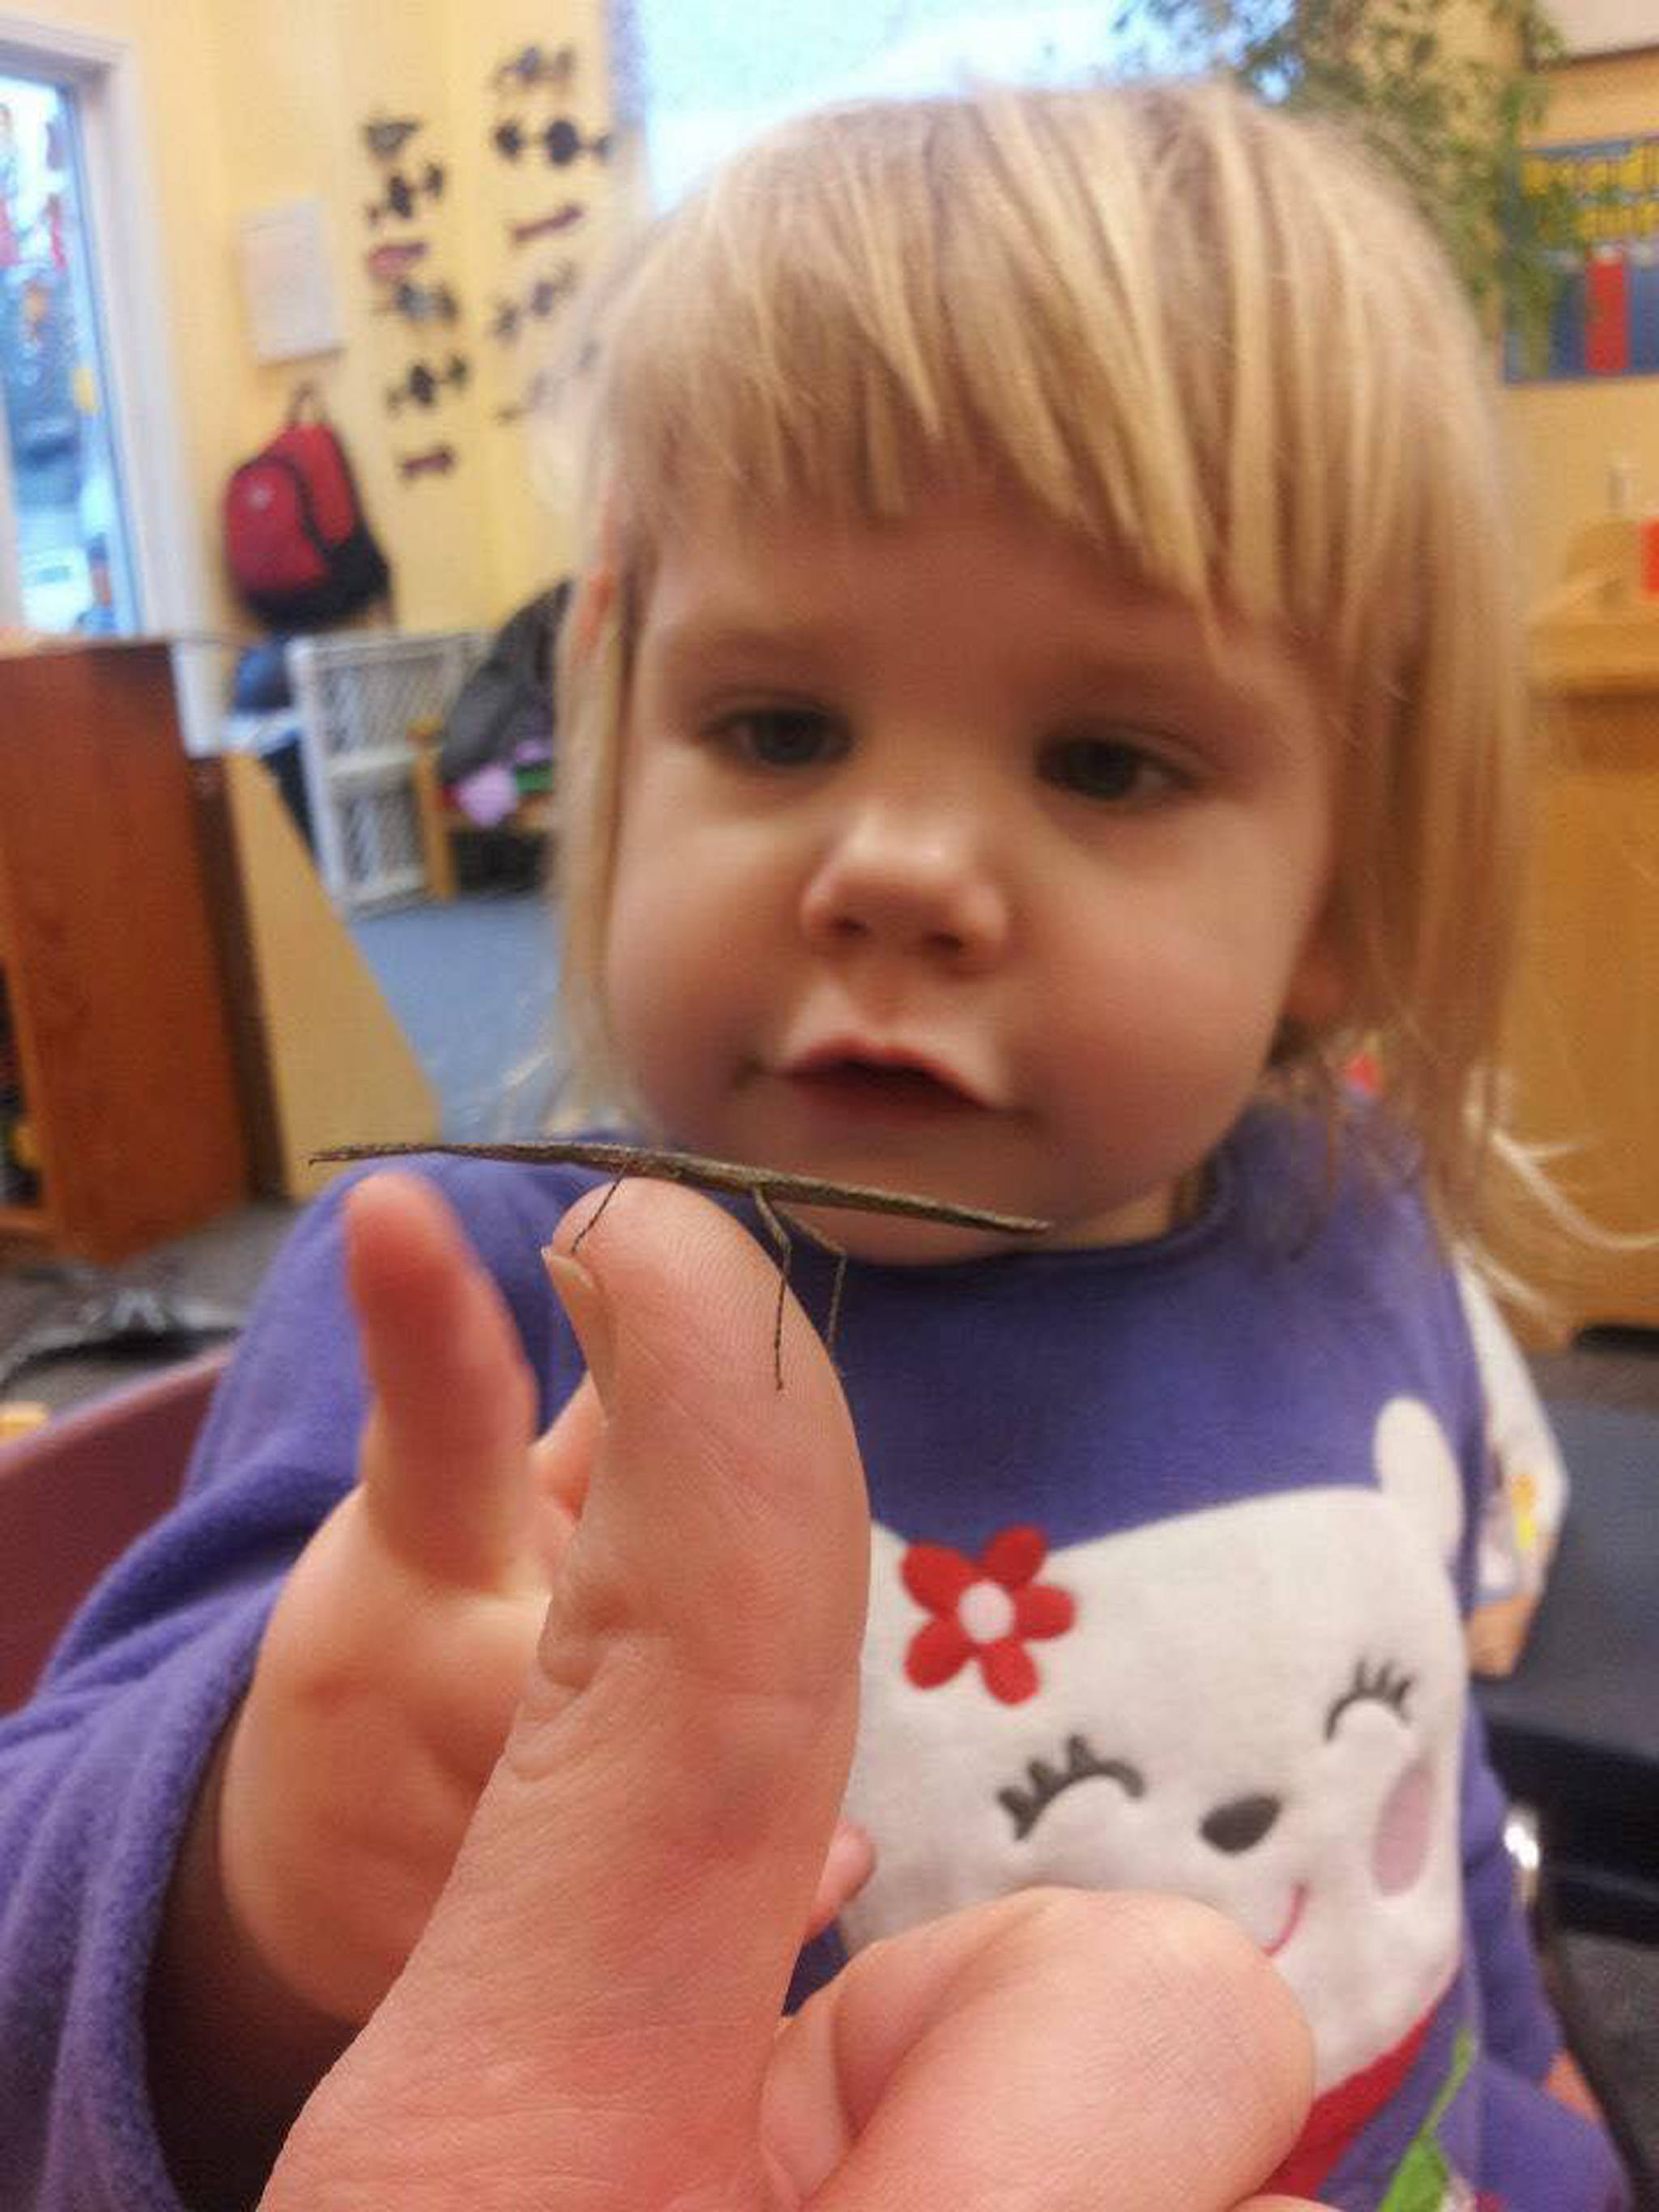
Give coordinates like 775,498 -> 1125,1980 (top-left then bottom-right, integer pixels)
286,629 -> 488,910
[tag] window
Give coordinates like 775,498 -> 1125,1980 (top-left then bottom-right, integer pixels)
0,66 -> 139,633
616,2 -> 1159,207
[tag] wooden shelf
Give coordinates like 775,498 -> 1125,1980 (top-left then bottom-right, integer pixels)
0,641 -> 249,1263
1508,523 -> 1659,1336
0,949 -> 37,1225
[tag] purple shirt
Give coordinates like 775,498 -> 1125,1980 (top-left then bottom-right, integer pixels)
0,1115 -> 1627,2208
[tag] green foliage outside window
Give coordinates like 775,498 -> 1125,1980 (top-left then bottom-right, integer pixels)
1120,0 -> 1576,341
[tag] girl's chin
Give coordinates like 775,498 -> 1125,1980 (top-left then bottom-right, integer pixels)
782,1204 -> 1026,1269
781,1179 -> 1186,1264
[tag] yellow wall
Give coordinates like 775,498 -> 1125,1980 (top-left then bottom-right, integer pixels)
19,0 -> 625,638
206,0 -> 633,632
1509,51 -> 1659,603
432,0 -> 634,627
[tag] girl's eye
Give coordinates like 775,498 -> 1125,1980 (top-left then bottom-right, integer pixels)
713,707 -> 846,771
1038,731 -> 1187,806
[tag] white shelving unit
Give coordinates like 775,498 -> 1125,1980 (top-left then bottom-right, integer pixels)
286,629 -> 488,911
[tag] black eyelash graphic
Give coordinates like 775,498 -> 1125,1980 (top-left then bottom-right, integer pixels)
1324,1657 -> 1415,1741
999,1734 -> 1145,1841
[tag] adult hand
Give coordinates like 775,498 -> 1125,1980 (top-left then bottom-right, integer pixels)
262,1177 -> 1317,2211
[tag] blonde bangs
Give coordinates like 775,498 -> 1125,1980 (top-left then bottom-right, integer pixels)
552,79 -> 1532,1259
571,87 -> 1495,644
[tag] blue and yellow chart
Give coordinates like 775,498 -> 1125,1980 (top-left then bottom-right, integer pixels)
1509,134 -> 1659,381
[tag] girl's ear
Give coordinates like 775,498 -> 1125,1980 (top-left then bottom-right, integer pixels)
572,566 -> 617,658
573,504 -> 625,659
1282,900 -> 1348,1038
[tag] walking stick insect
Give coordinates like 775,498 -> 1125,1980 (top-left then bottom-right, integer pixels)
312,1140 -> 1051,1386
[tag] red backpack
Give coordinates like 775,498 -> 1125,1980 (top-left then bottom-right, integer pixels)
224,386 -> 391,628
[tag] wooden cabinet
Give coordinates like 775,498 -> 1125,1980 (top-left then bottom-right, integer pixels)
0,641 -> 248,1262
1508,526 -> 1659,1336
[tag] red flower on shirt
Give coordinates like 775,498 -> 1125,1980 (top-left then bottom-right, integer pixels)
901,1525 -> 1075,1705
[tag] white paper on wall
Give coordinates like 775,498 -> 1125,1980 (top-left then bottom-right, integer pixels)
238,199 -> 343,364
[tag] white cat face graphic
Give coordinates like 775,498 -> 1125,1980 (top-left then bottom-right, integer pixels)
840,1398 -> 1469,2095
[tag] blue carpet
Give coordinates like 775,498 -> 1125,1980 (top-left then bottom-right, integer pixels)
348,892 -> 569,1141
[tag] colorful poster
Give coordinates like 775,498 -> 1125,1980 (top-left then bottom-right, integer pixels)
1508,134 -> 1659,382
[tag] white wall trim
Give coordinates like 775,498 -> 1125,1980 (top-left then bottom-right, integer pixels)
0,351 -> 20,627
0,13 -> 220,743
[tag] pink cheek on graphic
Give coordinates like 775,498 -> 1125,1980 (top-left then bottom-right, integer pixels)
1371,1758 -> 1434,1895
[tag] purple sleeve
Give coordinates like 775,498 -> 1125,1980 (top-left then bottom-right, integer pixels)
1461,1703 -> 1562,2080
0,1157 -> 584,2210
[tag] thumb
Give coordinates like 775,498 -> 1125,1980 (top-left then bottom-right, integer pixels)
269,1177 -> 868,2210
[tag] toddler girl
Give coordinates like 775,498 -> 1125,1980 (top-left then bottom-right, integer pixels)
0,75 -> 1628,2211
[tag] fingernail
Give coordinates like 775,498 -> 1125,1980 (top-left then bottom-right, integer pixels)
545,1250 -> 616,1410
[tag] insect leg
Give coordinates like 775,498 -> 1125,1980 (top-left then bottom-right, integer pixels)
570,1172 -> 627,1256
774,1207 -> 849,1366
750,1187 -> 795,1391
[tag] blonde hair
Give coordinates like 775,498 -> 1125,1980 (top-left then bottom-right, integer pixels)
552,77 -> 1532,1264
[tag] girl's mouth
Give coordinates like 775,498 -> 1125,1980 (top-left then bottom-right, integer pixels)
784,1058 -> 982,1120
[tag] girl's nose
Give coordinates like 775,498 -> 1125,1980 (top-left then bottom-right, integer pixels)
799,806 -> 1009,970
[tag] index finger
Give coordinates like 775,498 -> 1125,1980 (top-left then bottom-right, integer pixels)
346,1170 -> 539,1592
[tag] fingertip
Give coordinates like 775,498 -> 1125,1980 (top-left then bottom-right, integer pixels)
805,1820 -> 876,1940
544,1250 -> 616,1409
347,1170 -> 539,1587
547,1171 -> 736,1268
343,1162 -> 430,1221
345,1173 -> 513,1362
962,1890 -> 1315,2194
1110,1890 -> 1316,2161
342,1170 -> 403,1324
343,1164 -> 533,1433
343,1162 -> 458,1247
343,1166 -> 447,1297
545,1177 -> 848,1426
816,1889 -> 1316,2212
